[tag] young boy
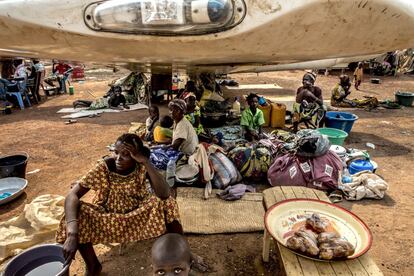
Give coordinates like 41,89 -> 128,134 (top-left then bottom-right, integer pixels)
108,86 -> 129,109
151,233 -> 192,276
145,106 -> 160,141
240,93 -> 265,141
353,62 -> 364,90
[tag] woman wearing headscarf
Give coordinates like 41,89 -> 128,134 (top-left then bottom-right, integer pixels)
57,133 -> 182,275
331,74 -> 355,107
331,74 -> 378,108
168,99 -> 199,155
293,72 -> 325,131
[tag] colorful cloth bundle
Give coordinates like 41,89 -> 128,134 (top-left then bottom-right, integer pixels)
228,144 -> 272,180
150,147 -> 182,170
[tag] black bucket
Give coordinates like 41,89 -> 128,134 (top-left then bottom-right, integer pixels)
0,153 -> 29,179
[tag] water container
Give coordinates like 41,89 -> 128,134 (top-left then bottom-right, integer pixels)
166,160 -> 176,187
232,98 -> 241,115
395,91 -> 414,107
348,159 -> 375,175
270,103 -> 286,128
325,111 -> 358,134
68,86 -> 74,95
258,103 -> 271,127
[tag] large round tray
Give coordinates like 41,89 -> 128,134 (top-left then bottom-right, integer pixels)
265,198 -> 372,261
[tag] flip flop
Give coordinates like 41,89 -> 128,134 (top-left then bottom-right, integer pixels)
65,119 -> 78,125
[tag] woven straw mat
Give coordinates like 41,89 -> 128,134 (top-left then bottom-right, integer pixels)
176,187 -> 264,234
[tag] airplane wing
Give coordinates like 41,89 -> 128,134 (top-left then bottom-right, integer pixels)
0,0 -> 413,74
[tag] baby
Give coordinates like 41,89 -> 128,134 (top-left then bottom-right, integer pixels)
153,115 -> 174,144
151,233 -> 192,276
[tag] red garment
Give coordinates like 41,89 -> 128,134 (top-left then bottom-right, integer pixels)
54,63 -> 71,74
267,150 -> 342,191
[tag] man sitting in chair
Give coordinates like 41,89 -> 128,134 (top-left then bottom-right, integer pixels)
0,59 -> 30,108
44,61 -> 73,93
293,72 -> 326,132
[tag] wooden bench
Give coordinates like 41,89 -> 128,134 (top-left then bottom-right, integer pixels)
262,186 -> 383,276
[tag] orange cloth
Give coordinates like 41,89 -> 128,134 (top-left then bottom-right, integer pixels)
154,126 -> 173,144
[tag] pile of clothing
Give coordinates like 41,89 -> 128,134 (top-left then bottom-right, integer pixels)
267,130 -> 342,191
228,143 -> 272,181
330,146 -> 388,201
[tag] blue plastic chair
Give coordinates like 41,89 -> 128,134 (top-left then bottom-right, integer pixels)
6,80 -> 31,109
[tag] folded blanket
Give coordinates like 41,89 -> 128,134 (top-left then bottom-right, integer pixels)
340,171 -> 388,200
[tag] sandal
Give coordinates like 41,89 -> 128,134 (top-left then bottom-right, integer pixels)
65,119 -> 78,125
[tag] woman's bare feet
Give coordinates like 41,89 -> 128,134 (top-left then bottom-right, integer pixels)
84,262 -> 102,276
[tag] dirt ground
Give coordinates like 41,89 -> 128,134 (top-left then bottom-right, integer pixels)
0,68 -> 413,275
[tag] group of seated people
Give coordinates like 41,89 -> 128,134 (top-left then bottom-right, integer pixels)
143,98 -> 199,155
1,59 -> 73,109
0,60 -> 30,98
143,91 -> 268,149
293,70 -> 378,131
58,71 -> 381,275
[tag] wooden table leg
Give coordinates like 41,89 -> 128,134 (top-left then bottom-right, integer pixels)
262,229 -> 271,262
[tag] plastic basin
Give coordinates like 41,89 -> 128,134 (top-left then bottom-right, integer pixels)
395,91 -> 414,107
0,153 -> 29,179
317,128 -> 348,146
348,159 -> 375,175
325,111 -> 358,134
4,244 -> 69,276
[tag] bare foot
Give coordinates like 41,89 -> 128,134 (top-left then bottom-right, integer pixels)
191,253 -> 209,273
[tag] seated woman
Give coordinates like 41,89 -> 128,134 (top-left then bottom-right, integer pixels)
293,72 -> 325,131
331,75 -> 378,109
240,93 -> 265,141
178,80 -> 198,100
154,115 -> 174,144
168,99 -> 199,155
331,75 -> 354,107
56,134 -> 182,275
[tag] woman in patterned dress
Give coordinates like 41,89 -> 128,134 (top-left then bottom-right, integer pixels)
56,133 -> 183,275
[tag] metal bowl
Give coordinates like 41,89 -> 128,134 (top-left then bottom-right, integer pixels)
0,177 -> 28,205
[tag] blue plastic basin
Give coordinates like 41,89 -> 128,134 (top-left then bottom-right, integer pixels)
325,111 -> 358,134
348,159 -> 375,175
